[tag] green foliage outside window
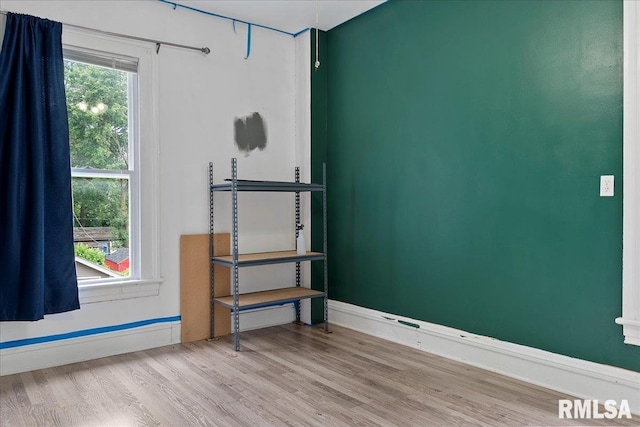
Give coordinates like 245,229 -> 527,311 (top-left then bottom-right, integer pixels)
64,61 -> 130,249
74,243 -> 106,266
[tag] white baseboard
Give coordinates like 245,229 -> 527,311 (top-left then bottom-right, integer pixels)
329,300 -> 640,415
235,304 -> 295,332
0,321 -> 181,376
0,305 -> 296,376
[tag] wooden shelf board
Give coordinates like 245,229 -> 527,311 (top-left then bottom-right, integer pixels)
211,180 -> 323,192
211,250 -> 324,266
213,287 -> 325,310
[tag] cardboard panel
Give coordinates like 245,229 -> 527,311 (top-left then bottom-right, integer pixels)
180,233 -> 230,342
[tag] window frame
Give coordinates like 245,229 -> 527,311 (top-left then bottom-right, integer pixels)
62,28 -> 162,303
617,0 -> 640,346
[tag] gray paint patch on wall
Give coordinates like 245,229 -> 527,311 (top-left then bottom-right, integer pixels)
234,112 -> 267,156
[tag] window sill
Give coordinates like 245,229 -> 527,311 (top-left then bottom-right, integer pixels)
78,279 -> 163,304
615,317 -> 640,347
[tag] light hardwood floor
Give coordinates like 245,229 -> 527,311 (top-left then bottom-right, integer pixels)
0,324 -> 637,426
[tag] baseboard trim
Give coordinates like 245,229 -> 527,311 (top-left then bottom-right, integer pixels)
0,306 -> 297,376
235,303 -> 295,332
329,300 -> 640,415
0,319 -> 181,376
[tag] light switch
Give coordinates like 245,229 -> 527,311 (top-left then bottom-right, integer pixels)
600,175 -> 614,197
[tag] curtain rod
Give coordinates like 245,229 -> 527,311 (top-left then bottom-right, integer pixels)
0,10 -> 211,55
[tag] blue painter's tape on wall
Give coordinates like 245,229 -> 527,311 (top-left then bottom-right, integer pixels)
293,28 -> 310,38
0,315 -> 181,350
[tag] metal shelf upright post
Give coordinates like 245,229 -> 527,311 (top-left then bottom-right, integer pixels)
208,162 -> 215,339
231,158 -> 240,351
323,163 -> 329,332
295,167 -> 301,324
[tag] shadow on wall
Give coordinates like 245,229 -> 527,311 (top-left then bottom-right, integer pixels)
234,112 -> 267,156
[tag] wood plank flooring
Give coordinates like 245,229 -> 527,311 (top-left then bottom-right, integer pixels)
1,324 -> 637,426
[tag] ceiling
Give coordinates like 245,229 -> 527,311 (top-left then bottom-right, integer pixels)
174,1 -> 386,35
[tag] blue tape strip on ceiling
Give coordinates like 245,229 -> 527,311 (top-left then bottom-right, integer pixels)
158,0 -> 307,38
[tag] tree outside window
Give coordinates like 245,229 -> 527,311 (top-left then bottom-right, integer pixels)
64,58 -> 134,279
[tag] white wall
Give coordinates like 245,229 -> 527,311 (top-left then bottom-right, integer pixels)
0,0 -> 310,374
295,30 -> 313,324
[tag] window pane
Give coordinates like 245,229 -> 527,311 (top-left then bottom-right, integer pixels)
64,60 -> 131,170
72,177 -> 130,280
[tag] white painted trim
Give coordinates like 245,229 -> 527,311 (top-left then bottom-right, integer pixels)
294,31 -> 312,325
616,318 -> 640,346
620,0 -> 640,347
329,300 -> 640,415
63,27 -> 163,301
78,279 -> 162,304
0,321 -> 181,376
232,304 -> 295,332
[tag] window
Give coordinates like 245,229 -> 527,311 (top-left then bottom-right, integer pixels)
61,28 -> 161,302
65,49 -> 138,283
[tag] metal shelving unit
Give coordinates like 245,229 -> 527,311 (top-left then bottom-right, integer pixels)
209,158 -> 328,351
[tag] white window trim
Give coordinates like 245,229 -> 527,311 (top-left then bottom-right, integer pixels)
616,1 -> 640,346
63,28 -> 162,304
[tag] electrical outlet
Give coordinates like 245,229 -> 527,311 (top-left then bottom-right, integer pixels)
600,175 -> 614,197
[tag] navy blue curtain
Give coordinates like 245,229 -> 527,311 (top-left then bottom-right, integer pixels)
0,13 -> 79,321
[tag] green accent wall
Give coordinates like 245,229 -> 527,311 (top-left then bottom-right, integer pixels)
317,0 -> 639,371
